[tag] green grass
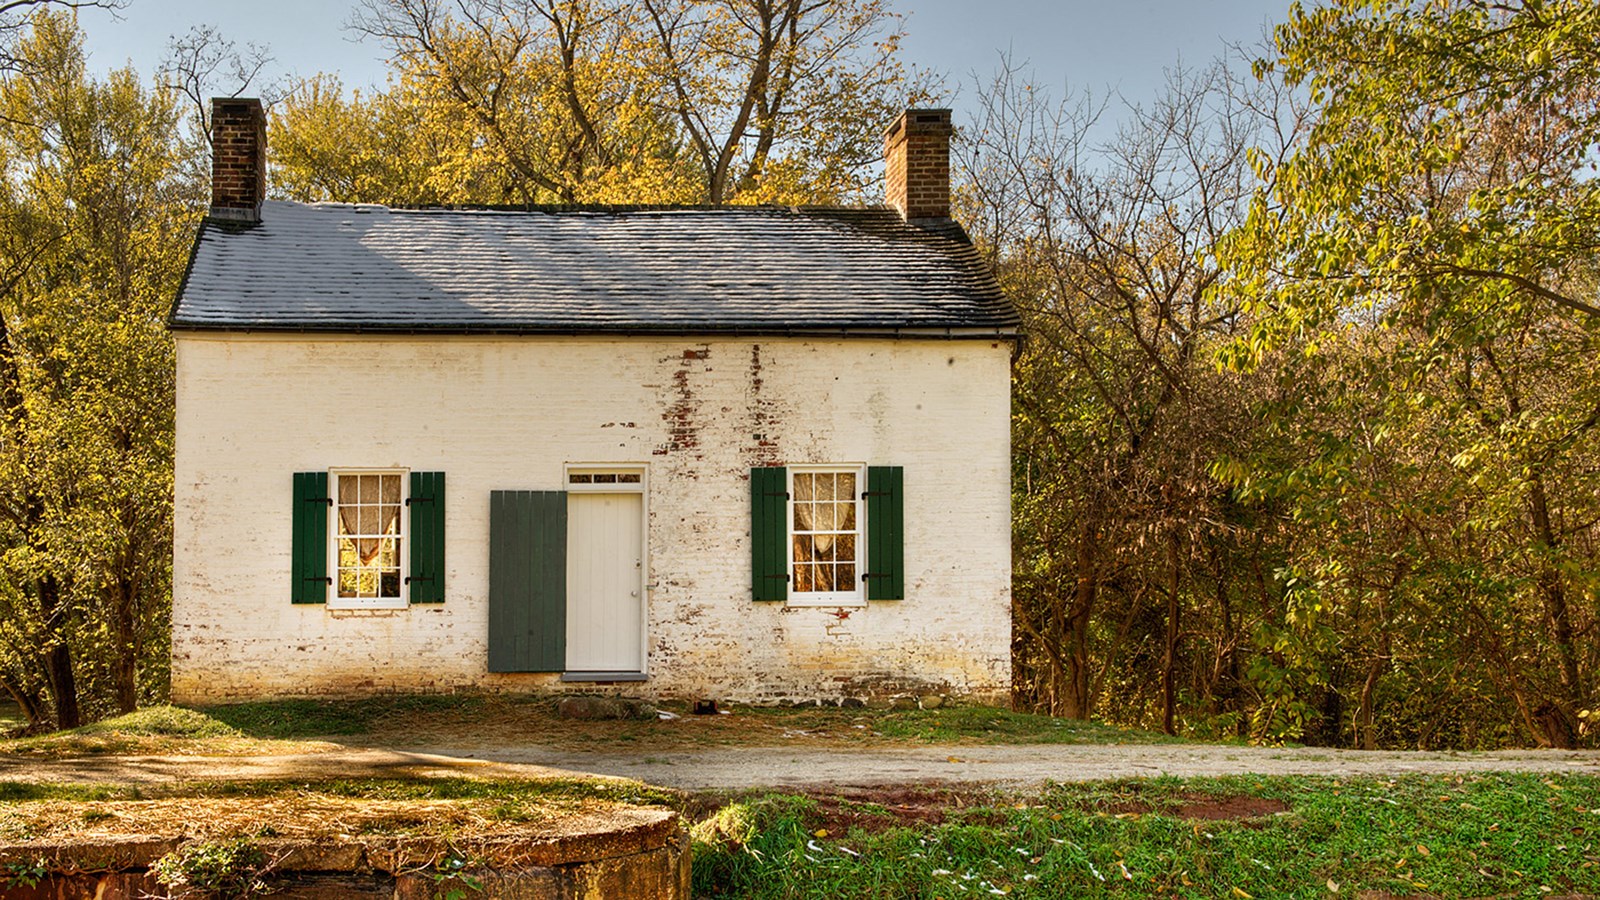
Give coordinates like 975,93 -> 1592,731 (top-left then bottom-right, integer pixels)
691,773 -> 1600,898
0,782 -> 140,803
179,776 -> 678,809
76,706 -> 239,738
0,706 -> 243,757
3,770 -> 1592,897
201,693 -> 1178,746
861,707 -> 1180,745
201,694 -> 493,738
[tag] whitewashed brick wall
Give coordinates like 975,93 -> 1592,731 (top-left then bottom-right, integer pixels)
171,334 -> 1012,704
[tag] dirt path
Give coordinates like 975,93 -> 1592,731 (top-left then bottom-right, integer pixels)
4,742 -> 1599,790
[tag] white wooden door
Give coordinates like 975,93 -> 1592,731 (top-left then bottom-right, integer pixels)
565,492 -> 644,673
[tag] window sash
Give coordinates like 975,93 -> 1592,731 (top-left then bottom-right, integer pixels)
787,465 -> 865,605
328,469 -> 408,609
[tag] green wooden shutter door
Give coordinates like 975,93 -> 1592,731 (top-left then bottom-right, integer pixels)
488,490 -> 567,672
291,471 -> 329,604
867,466 -> 904,600
751,467 -> 788,601
408,471 -> 446,604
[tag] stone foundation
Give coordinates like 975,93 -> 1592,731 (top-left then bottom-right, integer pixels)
0,809 -> 689,899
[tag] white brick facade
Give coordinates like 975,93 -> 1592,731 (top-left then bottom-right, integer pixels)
171,334 -> 1012,704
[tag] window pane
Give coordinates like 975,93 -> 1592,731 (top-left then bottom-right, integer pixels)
338,539 -> 358,569
815,473 -> 834,501
794,502 -> 813,531
836,533 -> 856,563
792,473 -> 812,503
816,565 -> 836,591
359,506 -> 380,535
838,472 -> 856,500
570,473 -> 592,483
794,564 -> 815,593
814,533 -> 835,561
360,475 -> 379,503
380,569 -> 400,598
618,473 -> 641,483
339,475 -> 358,506
837,563 -> 856,587
595,473 -> 617,483
338,570 -> 359,598
357,537 -> 379,564
376,538 -> 399,566
814,503 -> 835,531
792,535 -> 814,562
839,502 -> 856,531
381,475 -> 401,504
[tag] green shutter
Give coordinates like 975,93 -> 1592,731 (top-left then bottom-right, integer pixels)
291,471 -> 329,604
488,490 -> 567,672
751,466 -> 788,601
408,471 -> 446,604
867,466 -> 904,600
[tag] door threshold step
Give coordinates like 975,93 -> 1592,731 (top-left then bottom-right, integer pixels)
561,672 -> 648,682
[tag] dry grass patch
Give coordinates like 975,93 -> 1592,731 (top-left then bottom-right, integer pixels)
0,777 -> 673,844
0,795 -> 613,843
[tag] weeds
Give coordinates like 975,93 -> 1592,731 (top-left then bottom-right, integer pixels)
690,773 -> 1600,898
150,837 -> 270,899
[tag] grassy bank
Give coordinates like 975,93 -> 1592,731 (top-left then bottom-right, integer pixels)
0,772 -> 1593,897
0,696 -> 1174,758
692,773 -> 1600,898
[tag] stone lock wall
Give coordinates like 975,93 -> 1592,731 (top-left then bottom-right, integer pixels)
171,334 -> 1012,704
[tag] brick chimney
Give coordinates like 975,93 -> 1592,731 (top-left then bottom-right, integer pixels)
209,97 -> 266,222
884,108 -> 952,221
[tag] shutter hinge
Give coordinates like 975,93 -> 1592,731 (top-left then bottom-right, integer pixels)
404,497 -> 435,506
404,576 -> 436,584
763,492 -> 790,498
304,576 -> 332,584
307,497 -> 333,505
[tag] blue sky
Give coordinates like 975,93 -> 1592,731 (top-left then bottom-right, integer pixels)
78,0 -> 1292,115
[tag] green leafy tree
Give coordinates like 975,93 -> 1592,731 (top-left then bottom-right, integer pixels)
0,11 -> 199,728
1219,0 -> 1600,747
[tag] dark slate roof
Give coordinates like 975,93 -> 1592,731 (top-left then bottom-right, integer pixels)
171,200 -> 1019,336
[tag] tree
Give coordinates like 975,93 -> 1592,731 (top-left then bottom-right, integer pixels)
963,57 -> 1290,729
0,11 -> 199,728
1218,0 -> 1600,747
638,0 -> 919,203
278,0 -> 926,206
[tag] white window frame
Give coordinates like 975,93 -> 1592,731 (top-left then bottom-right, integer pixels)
327,468 -> 409,611
565,465 -> 648,495
786,464 -> 867,607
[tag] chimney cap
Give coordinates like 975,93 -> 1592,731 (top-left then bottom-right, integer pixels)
884,108 -> 953,142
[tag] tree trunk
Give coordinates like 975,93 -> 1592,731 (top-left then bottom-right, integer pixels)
1528,476 -> 1581,747
1161,532 -> 1180,735
38,575 -> 80,730
1357,657 -> 1382,751
0,672 -> 45,728
1062,525 -> 1098,719
111,574 -> 139,714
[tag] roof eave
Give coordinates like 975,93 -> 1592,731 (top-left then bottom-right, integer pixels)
167,321 -> 1022,341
